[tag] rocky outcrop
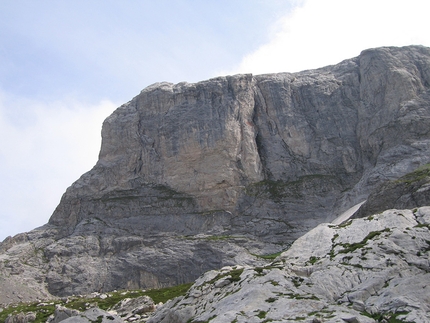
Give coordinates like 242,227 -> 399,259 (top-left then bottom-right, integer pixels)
4,312 -> 36,323
0,220 -> 275,301
1,45 -> 430,299
1,290 -> 160,323
51,307 -> 122,323
48,307 -> 81,323
110,296 -> 155,322
49,45 -> 430,240
5,207 -> 429,322
353,163 -> 430,218
149,207 -> 430,323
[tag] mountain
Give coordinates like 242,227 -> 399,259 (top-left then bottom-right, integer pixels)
1,45 -> 430,304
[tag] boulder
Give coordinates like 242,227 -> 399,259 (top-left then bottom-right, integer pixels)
60,308 -> 123,323
111,296 -> 155,316
5,312 -> 36,323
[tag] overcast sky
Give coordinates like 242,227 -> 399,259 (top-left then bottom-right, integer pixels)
1,0 -> 429,241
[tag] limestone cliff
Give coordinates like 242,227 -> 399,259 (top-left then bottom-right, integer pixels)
1,45 -> 430,300
50,45 -> 430,235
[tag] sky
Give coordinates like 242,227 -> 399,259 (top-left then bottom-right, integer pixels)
0,0 -> 429,241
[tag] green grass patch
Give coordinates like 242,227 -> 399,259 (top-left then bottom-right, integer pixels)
143,282 -> 194,304
0,302 -> 59,323
204,235 -> 232,241
265,297 -> 277,303
269,280 -> 279,286
253,251 -> 283,260
256,310 -> 267,319
336,228 -> 391,255
254,264 -> 283,276
308,256 -> 320,265
245,175 -> 336,202
336,219 -> 353,228
0,283 -> 194,323
361,310 -> 411,322
254,267 -> 265,275
228,268 -> 244,283
285,293 -> 319,300
394,163 -> 430,185
207,268 -> 244,285
292,276 -> 304,287
414,223 -> 430,229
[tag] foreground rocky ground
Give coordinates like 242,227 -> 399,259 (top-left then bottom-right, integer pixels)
3,206 -> 429,323
149,207 -> 430,323
0,284 -> 191,323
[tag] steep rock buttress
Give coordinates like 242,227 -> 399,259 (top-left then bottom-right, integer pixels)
1,45 -> 430,298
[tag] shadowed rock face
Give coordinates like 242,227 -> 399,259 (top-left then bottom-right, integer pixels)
2,45 -> 430,299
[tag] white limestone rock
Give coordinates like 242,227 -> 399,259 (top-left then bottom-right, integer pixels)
110,296 -> 155,316
60,308 -> 123,323
148,207 -> 430,323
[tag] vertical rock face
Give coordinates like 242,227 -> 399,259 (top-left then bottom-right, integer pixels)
50,45 -> 430,235
98,75 -> 264,210
2,45 -> 430,298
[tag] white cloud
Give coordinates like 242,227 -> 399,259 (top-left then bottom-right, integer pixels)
227,0 -> 430,75
0,93 -> 117,240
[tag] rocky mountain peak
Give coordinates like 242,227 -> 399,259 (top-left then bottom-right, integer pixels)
1,45 -> 430,304
46,46 -> 430,245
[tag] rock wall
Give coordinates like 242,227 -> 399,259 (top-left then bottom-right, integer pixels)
50,45 -> 430,237
2,45 -> 430,299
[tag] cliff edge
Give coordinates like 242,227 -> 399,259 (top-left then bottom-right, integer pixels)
1,45 -> 430,300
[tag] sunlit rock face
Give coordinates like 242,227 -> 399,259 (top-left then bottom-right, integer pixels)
148,207 -> 430,323
1,45 -> 430,300
51,46 -> 430,240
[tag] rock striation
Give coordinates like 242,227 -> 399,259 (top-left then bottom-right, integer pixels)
353,163 -> 430,219
4,208 -> 429,323
1,290 -> 159,323
149,207 -> 430,323
49,45 -> 430,240
1,45 -> 430,300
